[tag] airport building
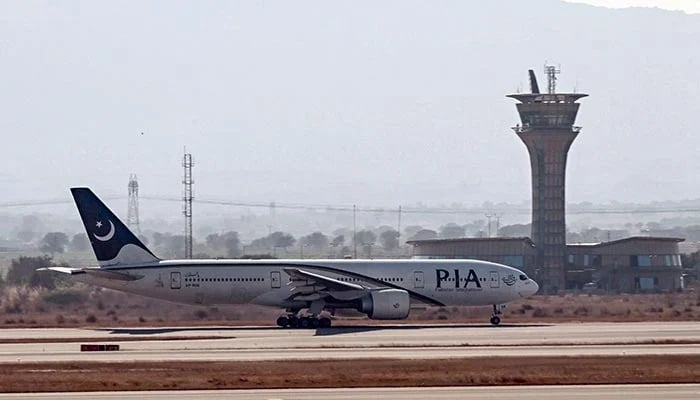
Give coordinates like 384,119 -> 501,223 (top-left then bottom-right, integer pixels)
409,237 -> 538,273
408,236 -> 685,293
567,236 -> 685,292
408,67 -> 685,294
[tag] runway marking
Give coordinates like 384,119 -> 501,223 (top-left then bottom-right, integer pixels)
0,336 -> 234,344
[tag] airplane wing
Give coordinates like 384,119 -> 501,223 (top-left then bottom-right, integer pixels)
282,267 -> 444,306
38,267 -> 143,281
284,267 -> 365,291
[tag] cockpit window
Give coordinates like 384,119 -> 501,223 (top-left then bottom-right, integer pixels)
519,274 -> 528,281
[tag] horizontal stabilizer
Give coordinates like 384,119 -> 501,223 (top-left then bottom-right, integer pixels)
39,267 -> 142,281
38,266 -> 85,275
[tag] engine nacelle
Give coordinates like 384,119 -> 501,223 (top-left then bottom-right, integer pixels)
359,289 -> 410,320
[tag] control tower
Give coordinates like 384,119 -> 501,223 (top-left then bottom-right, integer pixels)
507,66 -> 587,293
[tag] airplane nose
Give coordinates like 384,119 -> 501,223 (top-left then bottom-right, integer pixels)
519,279 -> 539,297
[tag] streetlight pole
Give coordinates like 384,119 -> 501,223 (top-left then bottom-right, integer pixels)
353,204 -> 357,259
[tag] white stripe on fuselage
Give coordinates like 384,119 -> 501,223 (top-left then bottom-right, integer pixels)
76,259 -> 532,309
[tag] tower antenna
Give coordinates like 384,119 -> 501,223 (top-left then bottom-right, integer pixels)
544,64 -> 561,94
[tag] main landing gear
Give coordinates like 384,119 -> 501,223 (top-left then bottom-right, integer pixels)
490,304 -> 506,326
276,311 -> 332,329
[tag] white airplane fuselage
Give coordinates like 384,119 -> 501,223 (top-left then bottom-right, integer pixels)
75,259 -> 538,309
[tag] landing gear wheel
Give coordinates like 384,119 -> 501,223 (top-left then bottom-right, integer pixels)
276,316 -> 289,328
299,317 -> 311,329
318,317 -> 332,328
310,318 -> 320,329
490,316 -> 501,326
287,315 -> 299,328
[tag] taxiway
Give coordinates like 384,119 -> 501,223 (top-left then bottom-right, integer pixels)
0,322 -> 698,363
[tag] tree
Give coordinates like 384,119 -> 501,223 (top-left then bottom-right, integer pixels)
330,234 -> 345,248
498,223 -> 531,238
403,225 -> 423,240
271,231 -> 295,249
409,229 -> 438,241
6,255 -> 65,288
152,232 -> 167,247
39,232 -> 69,254
354,230 -> 376,246
354,230 -> 377,257
464,220 -> 486,236
221,231 -> 241,258
69,233 -> 90,252
301,232 -> 329,252
379,229 -> 400,251
157,233 -> 185,258
439,223 -> 466,239
206,233 -> 224,250
250,231 -> 295,252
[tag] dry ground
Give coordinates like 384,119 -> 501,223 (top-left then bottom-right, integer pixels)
1,283 -> 699,327
0,356 -> 698,392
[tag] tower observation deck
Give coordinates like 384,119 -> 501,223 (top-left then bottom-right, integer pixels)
507,67 -> 587,293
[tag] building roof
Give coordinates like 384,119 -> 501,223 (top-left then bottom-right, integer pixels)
407,237 -> 536,247
567,236 -> 684,249
407,235 -> 683,249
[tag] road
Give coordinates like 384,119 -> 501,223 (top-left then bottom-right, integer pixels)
0,384 -> 699,400
0,322 -> 699,362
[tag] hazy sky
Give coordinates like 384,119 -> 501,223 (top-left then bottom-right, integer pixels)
567,0 -> 700,13
2,0 -> 699,214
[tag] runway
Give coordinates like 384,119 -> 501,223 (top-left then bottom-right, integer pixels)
0,384 -> 699,400
1,322 -> 699,363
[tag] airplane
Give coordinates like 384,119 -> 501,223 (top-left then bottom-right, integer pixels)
41,187 -> 539,328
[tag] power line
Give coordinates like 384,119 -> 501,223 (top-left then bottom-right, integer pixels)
3,195 -> 700,216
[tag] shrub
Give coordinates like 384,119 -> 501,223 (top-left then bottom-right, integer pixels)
574,306 -> 589,316
194,309 -> 208,320
532,307 -> 548,318
4,303 -> 21,314
85,314 -> 97,323
43,289 -> 87,306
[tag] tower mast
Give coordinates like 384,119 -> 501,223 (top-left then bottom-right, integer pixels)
127,174 -> 141,234
183,151 -> 194,259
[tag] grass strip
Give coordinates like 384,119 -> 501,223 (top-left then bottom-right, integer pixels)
1,355 -> 699,392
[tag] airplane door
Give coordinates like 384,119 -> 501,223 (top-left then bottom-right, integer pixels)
414,271 -> 424,289
270,271 -> 281,289
490,271 -> 499,288
170,272 -> 181,289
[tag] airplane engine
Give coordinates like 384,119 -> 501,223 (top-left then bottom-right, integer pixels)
359,289 -> 410,320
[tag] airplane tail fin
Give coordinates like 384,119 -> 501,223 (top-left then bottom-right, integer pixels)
71,187 -> 159,267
